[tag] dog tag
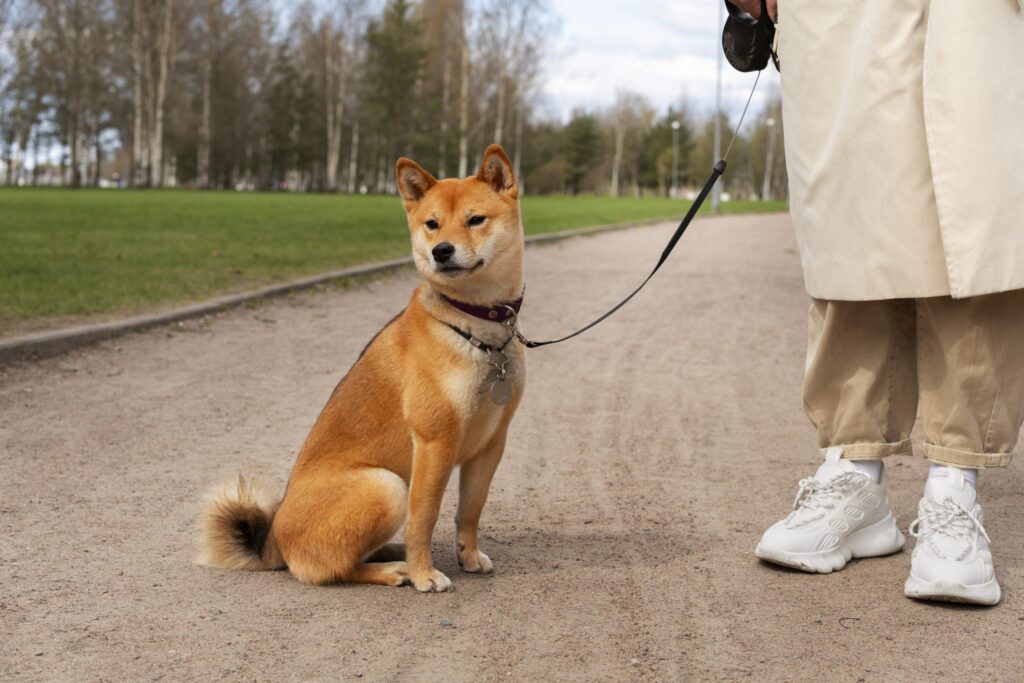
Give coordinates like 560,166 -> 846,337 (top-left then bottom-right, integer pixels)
490,379 -> 512,405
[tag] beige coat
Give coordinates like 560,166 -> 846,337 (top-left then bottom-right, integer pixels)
779,0 -> 1024,300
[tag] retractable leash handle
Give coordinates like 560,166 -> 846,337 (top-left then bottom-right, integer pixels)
505,159 -> 728,349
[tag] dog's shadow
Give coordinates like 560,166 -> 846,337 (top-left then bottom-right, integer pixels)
437,526 -> 693,576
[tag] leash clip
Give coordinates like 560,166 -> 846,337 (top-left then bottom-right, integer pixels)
501,305 -> 535,347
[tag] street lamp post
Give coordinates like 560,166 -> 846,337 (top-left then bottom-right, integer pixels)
762,115 -> 777,201
712,0 -> 723,214
671,120 -> 681,198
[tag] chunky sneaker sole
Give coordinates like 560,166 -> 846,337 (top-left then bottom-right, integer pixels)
904,574 -> 1001,606
905,468 -> 1001,606
756,512 -> 906,574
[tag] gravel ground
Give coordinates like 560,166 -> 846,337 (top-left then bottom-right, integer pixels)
2,213 -> 1022,682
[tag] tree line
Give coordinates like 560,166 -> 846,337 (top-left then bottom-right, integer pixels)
0,0 -> 787,198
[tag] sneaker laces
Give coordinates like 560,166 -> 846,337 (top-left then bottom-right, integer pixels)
909,498 -> 990,545
791,472 -> 859,513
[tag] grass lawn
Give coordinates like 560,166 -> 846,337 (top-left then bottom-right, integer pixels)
0,188 -> 786,332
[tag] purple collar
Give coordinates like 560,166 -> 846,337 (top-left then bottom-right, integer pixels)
440,292 -> 523,323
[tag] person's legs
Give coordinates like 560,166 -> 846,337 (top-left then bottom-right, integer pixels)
904,290 -> 1024,605
916,290 -> 1024,469
755,299 -> 913,573
803,298 -> 919,465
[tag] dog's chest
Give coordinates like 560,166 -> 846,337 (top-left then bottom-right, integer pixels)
443,348 -> 524,411
441,346 -> 525,460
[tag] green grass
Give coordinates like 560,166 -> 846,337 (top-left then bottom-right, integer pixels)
0,188 -> 786,330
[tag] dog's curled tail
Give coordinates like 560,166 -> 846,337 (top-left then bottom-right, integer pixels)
199,476 -> 286,571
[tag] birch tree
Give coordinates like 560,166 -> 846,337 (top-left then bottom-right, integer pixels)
148,0 -> 173,187
129,0 -> 146,185
608,91 -> 654,196
322,18 -> 345,190
196,0 -> 218,189
1,0 -> 782,198
34,0 -> 103,187
476,0 -> 551,175
456,39 -> 469,178
1,12 -> 42,185
320,1 -> 365,191
360,0 -> 426,172
420,0 -> 464,178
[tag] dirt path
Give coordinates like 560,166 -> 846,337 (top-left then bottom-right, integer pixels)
2,214 -> 1021,682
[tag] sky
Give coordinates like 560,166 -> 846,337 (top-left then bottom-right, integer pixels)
268,0 -> 779,125
538,0 -> 780,123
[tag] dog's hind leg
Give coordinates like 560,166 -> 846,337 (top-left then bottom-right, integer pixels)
274,467 -> 408,586
345,561 -> 410,586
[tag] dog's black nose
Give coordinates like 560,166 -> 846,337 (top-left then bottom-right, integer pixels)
432,242 -> 455,264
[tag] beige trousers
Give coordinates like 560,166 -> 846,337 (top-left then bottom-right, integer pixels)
803,291 -> 1024,468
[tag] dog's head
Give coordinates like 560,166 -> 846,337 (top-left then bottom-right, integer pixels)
396,144 -> 524,301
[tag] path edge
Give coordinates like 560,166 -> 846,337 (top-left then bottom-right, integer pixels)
0,216 -> 673,365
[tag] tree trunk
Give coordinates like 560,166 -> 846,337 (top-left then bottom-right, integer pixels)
197,0 -> 213,189
17,118 -> 33,186
5,107 -> 17,185
197,63 -> 211,188
610,125 -> 625,197
438,51 -> 451,178
93,126 -> 102,187
493,75 -> 505,145
143,29 -> 156,185
323,24 -> 336,190
32,127 -> 41,186
761,127 -> 776,200
457,45 -> 469,178
70,27 -> 83,188
69,110 -> 81,188
3,139 -> 11,186
131,0 -> 146,187
762,112 -> 778,200
512,101 -> 523,186
324,25 -> 346,192
376,152 -> 387,194
258,129 -> 270,190
347,117 -> 359,193
150,0 -> 174,188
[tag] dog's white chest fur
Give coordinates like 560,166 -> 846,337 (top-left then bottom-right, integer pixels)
441,341 -> 525,462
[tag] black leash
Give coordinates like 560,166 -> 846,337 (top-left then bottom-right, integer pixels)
505,72 -> 763,350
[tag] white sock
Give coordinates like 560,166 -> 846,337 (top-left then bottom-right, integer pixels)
929,463 -> 978,488
851,459 -> 883,484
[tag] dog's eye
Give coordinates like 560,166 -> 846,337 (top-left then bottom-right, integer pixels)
468,215 -> 486,227
425,219 -> 439,230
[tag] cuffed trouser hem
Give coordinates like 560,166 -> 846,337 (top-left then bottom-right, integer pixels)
921,442 -> 1013,469
828,439 -> 914,460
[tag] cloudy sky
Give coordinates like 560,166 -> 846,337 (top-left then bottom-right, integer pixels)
538,0 -> 779,122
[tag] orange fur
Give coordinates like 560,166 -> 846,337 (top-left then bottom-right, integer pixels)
199,145 -> 526,592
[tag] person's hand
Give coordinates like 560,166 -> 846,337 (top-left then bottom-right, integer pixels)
729,0 -> 777,22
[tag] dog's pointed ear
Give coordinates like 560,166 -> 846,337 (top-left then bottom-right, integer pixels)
396,158 -> 437,203
476,144 -> 518,198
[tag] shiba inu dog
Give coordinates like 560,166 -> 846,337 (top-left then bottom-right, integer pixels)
199,145 -> 526,592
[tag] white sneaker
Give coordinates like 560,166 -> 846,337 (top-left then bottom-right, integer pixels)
755,447 -> 905,573
904,469 -> 1000,605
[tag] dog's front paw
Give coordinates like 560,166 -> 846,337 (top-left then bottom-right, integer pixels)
410,568 -> 453,593
457,548 -> 493,574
